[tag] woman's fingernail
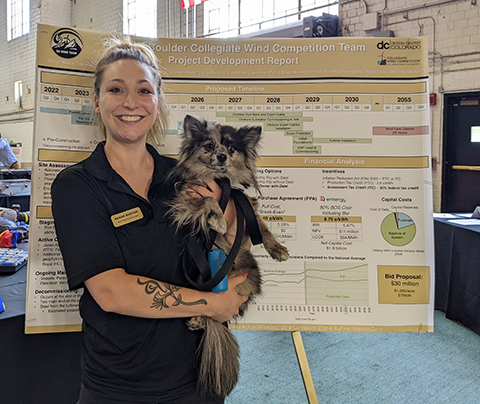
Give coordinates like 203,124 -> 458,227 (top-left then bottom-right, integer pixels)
243,273 -> 248,279
188,183 -> 192,188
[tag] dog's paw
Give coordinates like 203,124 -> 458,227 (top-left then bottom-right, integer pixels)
187,316 -> 207,331
260,228 -> 290,261
208,213 -> 227,234
266,242 -> 290,262
235,279 -> 252,297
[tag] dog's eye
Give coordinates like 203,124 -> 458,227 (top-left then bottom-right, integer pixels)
204,143 -> 215,152
228,146 -> 235,155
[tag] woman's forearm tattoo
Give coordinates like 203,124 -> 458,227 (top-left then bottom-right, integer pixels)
137,278 -> 207,310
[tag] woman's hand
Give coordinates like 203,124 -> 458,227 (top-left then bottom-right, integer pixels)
208,275 -> 249,323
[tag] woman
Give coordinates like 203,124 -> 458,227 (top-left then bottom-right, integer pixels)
51,38 -> 248,404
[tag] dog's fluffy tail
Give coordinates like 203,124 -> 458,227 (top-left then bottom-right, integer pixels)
198,317 -> 240,398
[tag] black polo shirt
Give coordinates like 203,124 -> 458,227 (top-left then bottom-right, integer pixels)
51,142 -> 202,402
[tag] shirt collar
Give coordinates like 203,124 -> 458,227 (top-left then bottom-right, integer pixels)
83,141 -> 172,194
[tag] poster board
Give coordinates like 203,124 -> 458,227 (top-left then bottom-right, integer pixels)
26,24 -> 434,334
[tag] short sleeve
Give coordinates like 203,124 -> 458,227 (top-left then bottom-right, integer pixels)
51,166 -> 126,290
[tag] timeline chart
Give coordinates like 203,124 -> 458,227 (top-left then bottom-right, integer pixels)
39,72 -> 94,107
166,93 -> 429,114
164,84 -> 431,159
40,85 -> 93,107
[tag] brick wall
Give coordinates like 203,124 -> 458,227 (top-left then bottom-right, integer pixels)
0,0 -> 70,166
71,0 -> 123,33
339,0 -> 480,211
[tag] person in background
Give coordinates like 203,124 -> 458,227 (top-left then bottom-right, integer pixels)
51,37 -> 248,404
0,133 -> 20,169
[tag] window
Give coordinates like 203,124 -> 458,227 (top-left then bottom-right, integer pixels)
7,0 -> 30,41
14,81 -> 23,108
204,0 -> 338,38
124,0 -> 157,38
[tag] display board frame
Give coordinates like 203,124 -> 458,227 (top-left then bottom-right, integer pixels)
25,24 -> 434,334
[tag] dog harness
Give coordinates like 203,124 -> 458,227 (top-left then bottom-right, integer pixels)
183,177 -> 263,291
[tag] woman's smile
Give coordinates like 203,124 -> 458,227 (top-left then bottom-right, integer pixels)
117,115 -> 144,123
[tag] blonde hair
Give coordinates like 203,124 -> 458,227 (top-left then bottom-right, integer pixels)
94,36 -> 168,148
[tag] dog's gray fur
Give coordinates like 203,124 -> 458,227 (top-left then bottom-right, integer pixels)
167,114 -> 289,397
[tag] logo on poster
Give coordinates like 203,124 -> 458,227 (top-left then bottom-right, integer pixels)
377,52 -> 387,65
51,28 -> 83,59
376,39 -> 422,66
377,41 -> 390,50
376,40 -> 422,51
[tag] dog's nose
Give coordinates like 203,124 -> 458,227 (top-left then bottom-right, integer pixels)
217,154 -> 227,163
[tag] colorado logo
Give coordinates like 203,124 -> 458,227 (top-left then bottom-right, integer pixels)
51,28 -> 83,59
377,40 -> 422,50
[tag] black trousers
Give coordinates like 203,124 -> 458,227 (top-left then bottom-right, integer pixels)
77,383 -> 225,404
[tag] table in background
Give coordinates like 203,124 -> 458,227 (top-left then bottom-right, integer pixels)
0,168 -> 31,210
0,248 -> 82,404
434,214 -> 480,335
0,194 -> 30,210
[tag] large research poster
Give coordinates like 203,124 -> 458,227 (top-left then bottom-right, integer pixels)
25,24 -> 434,334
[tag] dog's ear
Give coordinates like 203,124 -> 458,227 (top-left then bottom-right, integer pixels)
241,126 -> 262,151
183,114 -> 208,140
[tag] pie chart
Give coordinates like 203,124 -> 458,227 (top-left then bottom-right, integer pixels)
381,212 -> 416,246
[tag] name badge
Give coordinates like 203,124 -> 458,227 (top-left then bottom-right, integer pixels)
111,207 -> 144,228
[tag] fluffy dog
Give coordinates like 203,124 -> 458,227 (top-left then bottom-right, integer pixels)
167,114 -> 289,397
